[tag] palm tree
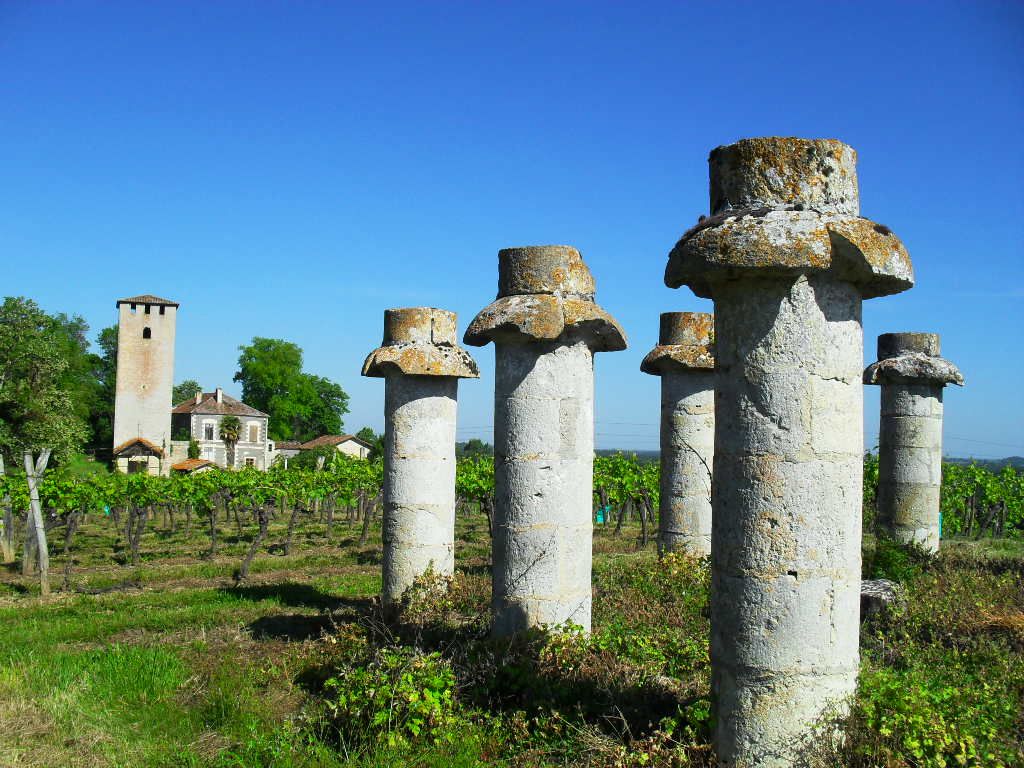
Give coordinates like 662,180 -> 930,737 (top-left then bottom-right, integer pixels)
219,415 -> 241,469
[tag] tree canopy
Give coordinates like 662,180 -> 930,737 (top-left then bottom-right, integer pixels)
172,379 -> 201,406
0,297 -> 90,462
234,337 -> 349,442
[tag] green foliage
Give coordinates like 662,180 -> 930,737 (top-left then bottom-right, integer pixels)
864,536 -> 933,583
454,456 -> 494,505
356,426 -> 384,460
188,439 -> 200,460
323,644 -> 460,748
456,438 -> 492,457
172,379 -> 202,406
854,658 -> 1017,767
0,296 -> 90,462
233,337 -> 349,442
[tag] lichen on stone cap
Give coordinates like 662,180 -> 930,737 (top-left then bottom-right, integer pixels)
641,312 -> 715,375
465,246 -> 627,351
498,245 -> 596,298
710,137 -> 859,215
362,307 -> 479,378
864,332 -> 963,386
665,137 -> 914,300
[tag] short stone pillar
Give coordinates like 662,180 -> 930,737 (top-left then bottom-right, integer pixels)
666,138 -> 915,766
362,307 -> 479,610
864,332 -> 963,552
465,245 -> 626,635
640,312 -> 715,556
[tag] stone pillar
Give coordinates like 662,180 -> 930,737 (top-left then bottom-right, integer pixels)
362,307 -> 479,610
665,137 -> 915,767
465,245 -> 626,636
641,312 -> 715,556
864,333 -> 962,552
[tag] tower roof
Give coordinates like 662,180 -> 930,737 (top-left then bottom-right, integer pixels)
116,294 -> 179,308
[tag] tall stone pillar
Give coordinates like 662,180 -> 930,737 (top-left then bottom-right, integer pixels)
641,312 -> 715,556
362,307 -> 479,610
465,245 -> 626,636
665,138 -> 915,766
864,333 -> 962,552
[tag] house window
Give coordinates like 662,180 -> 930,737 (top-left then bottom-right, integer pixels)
244,457 -> 256,468
142,327 -> 152,339
248,423 -> 259,443
204,424 -> 214,440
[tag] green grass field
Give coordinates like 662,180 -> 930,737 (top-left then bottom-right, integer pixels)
1,510 -> 1022,767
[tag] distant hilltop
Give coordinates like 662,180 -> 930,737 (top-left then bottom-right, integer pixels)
945,456 -> 1024,472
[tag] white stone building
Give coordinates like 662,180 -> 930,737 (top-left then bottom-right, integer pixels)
171,388 -> 275,469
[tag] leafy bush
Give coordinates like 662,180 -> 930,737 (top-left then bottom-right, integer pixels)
850,647 -> 1023,767
864,536 -> 934,583
323,647 -> 460,748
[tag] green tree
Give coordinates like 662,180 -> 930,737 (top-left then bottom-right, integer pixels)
219,415 -> 241,469
90,325 -> 118,452
172,379 -> 202,406
0,297 -> 90,462
458,438 -> 492,457
234,337 -> 349,442
356,426 -> 384,460
0,297 -> 90,595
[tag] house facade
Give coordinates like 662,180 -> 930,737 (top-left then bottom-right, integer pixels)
171,388 -> 276,470
300,434 -> 373,459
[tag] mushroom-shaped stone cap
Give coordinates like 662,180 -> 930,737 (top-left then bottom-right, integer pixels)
464,245 -> 627,351
864,332 -> 963,386
641,312 -> 715,375
362,307 -> 479,378
665,137 -> 914,299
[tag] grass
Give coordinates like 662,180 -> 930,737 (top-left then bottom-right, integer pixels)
0,509 -> 1021,767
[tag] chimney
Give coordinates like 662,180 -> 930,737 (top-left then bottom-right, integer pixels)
215,387 -> 223,404
194,391 -> 202,405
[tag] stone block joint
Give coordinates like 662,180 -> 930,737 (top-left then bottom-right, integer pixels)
641,312 -> 715,556
665,137 -> 914,766
865,332 -> 963,552
361,307 -> 478,611
466,245 -> 626,636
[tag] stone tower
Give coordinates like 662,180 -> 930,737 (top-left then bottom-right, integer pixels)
112,295 -> 178,464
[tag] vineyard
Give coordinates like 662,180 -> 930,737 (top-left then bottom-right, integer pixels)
2,455 -> 1021,584
1,455 -> 1022,767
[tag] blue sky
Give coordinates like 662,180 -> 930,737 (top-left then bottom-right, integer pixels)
2,2 -> 1022,458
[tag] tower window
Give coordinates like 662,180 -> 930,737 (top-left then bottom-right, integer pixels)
142,327 -> 152,339
130,303 -> 137,313
144,305 -> 151,315
159,305 -> 166,315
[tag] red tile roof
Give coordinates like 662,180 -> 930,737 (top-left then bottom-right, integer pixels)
172,391 -> 268,418
116,294 -> 179,307
171,458 -> 215,473
112,437 -> 164,457
300,434 -> 373,450
275,441 -> 304,451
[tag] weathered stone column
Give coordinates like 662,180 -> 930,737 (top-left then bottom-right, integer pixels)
864,333 -> 962,552
465,245 -> 626,636
666,138 -> 914,766
641,312 -> 715,556
362,307 -> 478,610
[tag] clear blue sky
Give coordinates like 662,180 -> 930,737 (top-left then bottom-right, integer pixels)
2,2 -> 1022,458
